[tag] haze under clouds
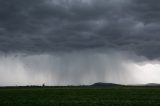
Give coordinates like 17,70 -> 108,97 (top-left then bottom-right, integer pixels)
0,0 -> 160,86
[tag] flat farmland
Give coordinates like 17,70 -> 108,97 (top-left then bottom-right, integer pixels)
0,86 -> 160,106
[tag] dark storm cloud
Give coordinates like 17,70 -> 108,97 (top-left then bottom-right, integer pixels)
0,0 -> 160,59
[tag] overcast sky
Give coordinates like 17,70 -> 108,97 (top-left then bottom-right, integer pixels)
0,0 -> 160,86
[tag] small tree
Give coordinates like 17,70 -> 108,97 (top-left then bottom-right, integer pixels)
42,83 -> 45,87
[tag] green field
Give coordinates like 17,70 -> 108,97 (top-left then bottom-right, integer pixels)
0,86 -> 160,106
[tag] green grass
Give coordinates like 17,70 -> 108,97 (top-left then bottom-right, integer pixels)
0,86 -> 160,106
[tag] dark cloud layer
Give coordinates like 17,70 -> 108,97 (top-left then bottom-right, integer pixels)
0,0 -> 160,59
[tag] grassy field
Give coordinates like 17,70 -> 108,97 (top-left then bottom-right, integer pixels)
0,86 -> 160,106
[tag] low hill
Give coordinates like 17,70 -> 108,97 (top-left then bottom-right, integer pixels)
145,83 -> 160,86
91,82 -> 121,87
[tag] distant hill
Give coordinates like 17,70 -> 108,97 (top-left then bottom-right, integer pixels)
91,82 -> 121,87
145,83 -> 160,86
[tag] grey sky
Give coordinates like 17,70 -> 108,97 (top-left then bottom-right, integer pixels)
0,0 -> 160,59
0,0 -> 160,85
